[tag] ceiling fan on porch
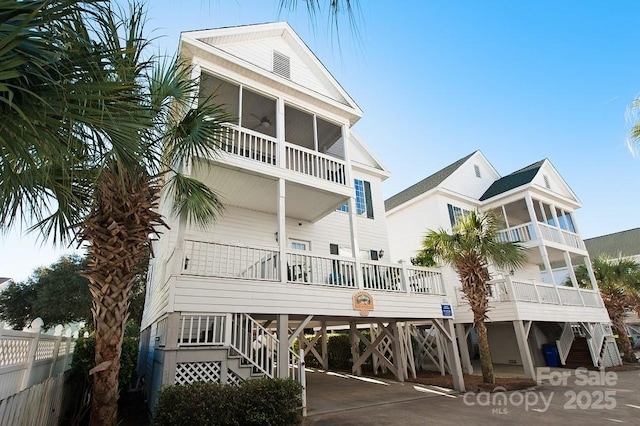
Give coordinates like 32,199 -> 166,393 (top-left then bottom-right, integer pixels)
248,113 -> 274,131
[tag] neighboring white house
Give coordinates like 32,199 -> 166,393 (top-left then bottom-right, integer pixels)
138,22 -> 465,411
385,151 -> 622,378
584,228 -> 640,346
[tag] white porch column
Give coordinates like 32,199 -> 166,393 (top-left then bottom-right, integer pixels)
341,125 -> 362,288
391,322 -> 405,382
537,245 -> 556,285
277,178 -> 287,284
321,321 -> 328,370
524,195 -> 543,241
455,323 -> 474,374
513,320 -> 536,380
564,252 -> 579,288
276,96 -> 285,168
584,257 -> 600,292
433,319 -> 465,392
277,314 -> 289,378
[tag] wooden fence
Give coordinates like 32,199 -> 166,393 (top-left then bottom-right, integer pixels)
0,372 -> 66,426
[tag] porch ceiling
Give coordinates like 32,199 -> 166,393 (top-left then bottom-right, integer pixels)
193,164 -> 348,222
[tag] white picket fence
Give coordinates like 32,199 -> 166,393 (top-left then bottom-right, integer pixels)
0,319 -> 76,404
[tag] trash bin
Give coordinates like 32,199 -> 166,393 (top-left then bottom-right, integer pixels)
542,344 -> 561,367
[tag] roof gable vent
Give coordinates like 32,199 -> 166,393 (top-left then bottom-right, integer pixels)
474,164 -> 481,178
543,175 -> 551,189
273,50 -> 290,79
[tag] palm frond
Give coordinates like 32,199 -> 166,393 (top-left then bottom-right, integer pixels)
165,174 -> 224,227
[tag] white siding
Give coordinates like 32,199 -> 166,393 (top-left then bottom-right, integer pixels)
218,37 -> 346,105
172,276 -> 447,319
440,157 -> 499,200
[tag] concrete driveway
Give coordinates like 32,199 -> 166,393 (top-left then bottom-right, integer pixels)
303,368 -> 640,425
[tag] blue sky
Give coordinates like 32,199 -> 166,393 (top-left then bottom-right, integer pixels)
2,0 -> 640,281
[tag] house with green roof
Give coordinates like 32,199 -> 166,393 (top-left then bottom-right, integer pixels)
385,151 -> 621,379
584,228 -> 640,347
584,228 -> 640,262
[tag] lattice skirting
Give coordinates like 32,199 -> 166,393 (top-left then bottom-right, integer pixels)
175,361 -> 222,385
226,369 -> 244,386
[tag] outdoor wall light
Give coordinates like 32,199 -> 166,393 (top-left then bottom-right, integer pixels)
378,250 -> 385,259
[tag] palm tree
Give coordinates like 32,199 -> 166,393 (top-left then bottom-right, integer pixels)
2,1 -> 357,423
3,2 -> 230,424
414,211 -> 526,384
572,256 -> 640,363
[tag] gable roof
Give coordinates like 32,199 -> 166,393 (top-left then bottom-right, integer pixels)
384,151 -> 477,211
479,160 -> 544,201
180,22 -> 362,120
584,228 -> 640,259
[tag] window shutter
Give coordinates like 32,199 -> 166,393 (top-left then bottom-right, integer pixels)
364,181 -> 374,219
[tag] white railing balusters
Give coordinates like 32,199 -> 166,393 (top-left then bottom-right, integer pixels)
284,142 -> 346,185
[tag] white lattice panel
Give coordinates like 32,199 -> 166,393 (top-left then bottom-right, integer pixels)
174,361 -> 222,385
0,338 -> 31,366
226,369 -> 243,386
35,340 -> 56,361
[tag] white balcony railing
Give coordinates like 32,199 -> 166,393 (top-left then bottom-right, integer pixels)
284,142 -> 347,185
218,124 -> 348,187
179,240 -> 445,296
454,276 -> 604,309
560,229 -> 585,249
497,223 -> 535,243
537,223 -> 565,245
221,124 -> 278,165
183,240 -> 279,281
286,251 -> 357,288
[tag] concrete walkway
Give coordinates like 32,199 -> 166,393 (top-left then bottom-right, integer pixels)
304,369 -> 457,416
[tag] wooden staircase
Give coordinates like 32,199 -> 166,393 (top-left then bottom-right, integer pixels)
563,337 -> 595,370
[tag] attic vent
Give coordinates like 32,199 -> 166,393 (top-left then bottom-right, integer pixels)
273,51 -> 290,79
474,164 -> 481,178
543,175 -> 550,189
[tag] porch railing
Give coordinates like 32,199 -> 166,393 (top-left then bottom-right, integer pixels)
221,124 -> 278,165
361,262 -> 403,292
179,241 -> 445,296
497,221 -> 585,250
217,124 -> 347,187
557,286 -> 583,306
284,142 -> 347,185
497,223 -> 535,243
286,251 -> 356,288
460,276 -> 605,309
183,240 -> 279,281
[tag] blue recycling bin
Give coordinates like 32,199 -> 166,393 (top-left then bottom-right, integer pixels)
542,344 -> 561,367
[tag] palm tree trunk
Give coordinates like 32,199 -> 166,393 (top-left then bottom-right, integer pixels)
611,314 -> 636,363
81,165 -> 164,425
475,320 -> 495,384
604,298 -> 636,363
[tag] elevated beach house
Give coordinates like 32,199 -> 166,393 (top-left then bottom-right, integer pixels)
385,151 -> 622,378
138,22 -> 465,410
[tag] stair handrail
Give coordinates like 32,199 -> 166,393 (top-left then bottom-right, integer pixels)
590,323 -> 606,368
229,313 -> 278,378
556,322 -> 575,365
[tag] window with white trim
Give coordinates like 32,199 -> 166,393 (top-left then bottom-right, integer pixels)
447,204 -> 471,227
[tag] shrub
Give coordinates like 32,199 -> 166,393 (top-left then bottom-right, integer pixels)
327,334 -> 352,370
70,335 -> 139,392
153,378 -> 302,426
